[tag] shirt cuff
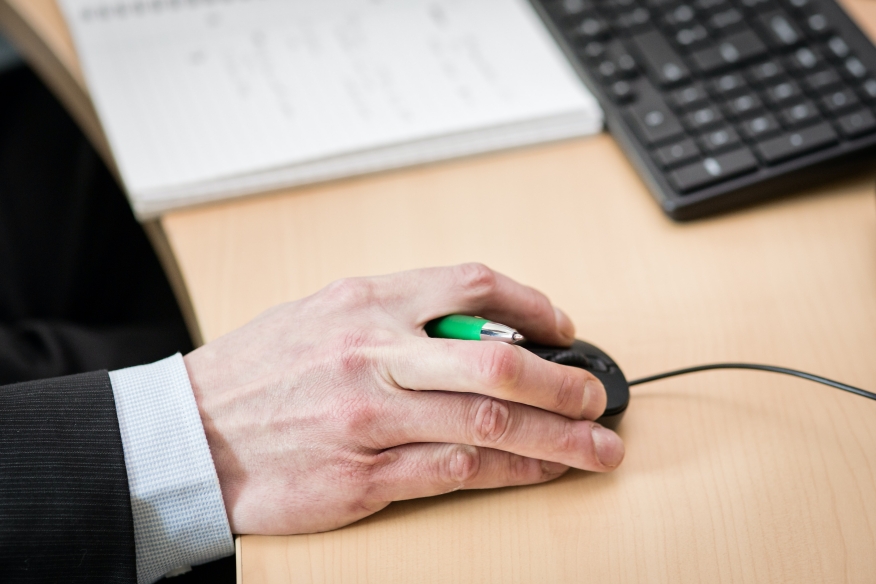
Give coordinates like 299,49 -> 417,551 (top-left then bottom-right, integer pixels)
109,354 -> 234,584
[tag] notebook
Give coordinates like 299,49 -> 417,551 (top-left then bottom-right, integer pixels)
59,0 -> 603,218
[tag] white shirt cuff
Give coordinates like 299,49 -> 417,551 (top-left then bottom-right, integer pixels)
110,354 -> 234,584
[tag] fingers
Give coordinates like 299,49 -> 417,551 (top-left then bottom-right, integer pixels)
386,337 -> 606,420
378,391 -> 625,472
369,443 -> 570,502
376,264 -> 576,346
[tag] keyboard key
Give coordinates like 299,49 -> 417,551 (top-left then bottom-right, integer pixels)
740,0 -> 773,10
686,105 -> 725,130
860,79 -> 876,101
804,13 -> 831,37
709,8 -> 744,31
611,46 -> 639,75
827,36 -> 850,59
665,4 -> 697,28
654,138 -> 701,167
783,0 -> 811,11
820,88 -> 860,114
676,25 -> 709,50
627,93 -> 686,144
766,80 -> 802,105
779,101 -> 821,126
726,93 -> 764,117
741,113 -> 782,138
788,47 -> 821,71
669,147 -> 758,192
598,60 -> 619,81
844,57 -> 867,79
805,68 -> 842,92
630,29 -> 692,86
700,126 -> 742,152
759,12 -> 804,47
671,83 -> 709,109
569,17 -> 610,41
549,0 -> 595,20
836,109 -> 876,138
710,73 -> 747,97
609,80 -> 636,103
754,122 -> 838,163
748,60 -> 785,84
691,29 -> 768,73
696,0 -> 728,11
578,41 -> 607,61
615,53 -> 639,78
616,8 -> 651,31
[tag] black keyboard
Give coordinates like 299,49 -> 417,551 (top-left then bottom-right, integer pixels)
531,0 -> 876,219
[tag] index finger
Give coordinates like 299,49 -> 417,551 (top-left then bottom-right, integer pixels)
385,337 -> 607,421
376,263 -> 576,346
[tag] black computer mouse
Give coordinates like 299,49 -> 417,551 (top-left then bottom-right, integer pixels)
522,340 -> 629,429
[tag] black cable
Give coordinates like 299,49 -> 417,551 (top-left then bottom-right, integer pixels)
628,363 -> 876,401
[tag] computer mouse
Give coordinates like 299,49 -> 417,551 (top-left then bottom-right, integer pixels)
521,340 -> 629,429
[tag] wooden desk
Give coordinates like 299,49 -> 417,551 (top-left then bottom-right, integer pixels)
3,2 -> 876,583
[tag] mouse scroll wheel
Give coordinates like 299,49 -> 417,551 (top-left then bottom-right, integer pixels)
548,350 -> 592,369
588,357 -> 610,373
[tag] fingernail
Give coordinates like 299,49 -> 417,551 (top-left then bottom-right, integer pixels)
583,379 -> 606,418
540,460 -> 568,476
553,306 -> 576,345
591,424 -> 625,469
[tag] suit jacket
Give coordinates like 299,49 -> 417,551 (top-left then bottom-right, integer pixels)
0,371 -> 136,583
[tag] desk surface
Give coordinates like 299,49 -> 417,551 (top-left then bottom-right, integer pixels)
3,2 -> 876,583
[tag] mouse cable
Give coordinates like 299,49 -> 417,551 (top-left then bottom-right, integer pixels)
627,363 -> 876,401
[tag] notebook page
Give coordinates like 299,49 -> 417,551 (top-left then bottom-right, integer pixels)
60,0 -> 602,207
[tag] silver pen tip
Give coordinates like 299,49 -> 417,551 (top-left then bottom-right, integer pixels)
512,332 -> 525,344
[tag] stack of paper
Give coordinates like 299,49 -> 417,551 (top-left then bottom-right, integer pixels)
60,0 -> 603,218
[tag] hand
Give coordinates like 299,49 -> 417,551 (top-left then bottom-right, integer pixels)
184,263 -> 625,535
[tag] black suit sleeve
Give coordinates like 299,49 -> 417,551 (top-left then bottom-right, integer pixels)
0,320 -> 193,385
0,371 -> 136,583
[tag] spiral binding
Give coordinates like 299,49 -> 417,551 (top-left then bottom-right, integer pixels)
79,0 -> 269,21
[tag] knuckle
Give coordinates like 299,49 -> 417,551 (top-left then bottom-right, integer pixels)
477,343 -> 522,390
335,396 -> 381,438
507,453 -> 534,482
335,450 -> 393,496
455,263 -> 498,297
443,445 -> 481,485
345,497 -> 387,518
557,421 -> 584,456
471,397 -> 511,445
553,370 -> 585,418
338,450 -> 383,476
330,330 -> 397,390
333,458 -> 380,517
331,331 -> 373,377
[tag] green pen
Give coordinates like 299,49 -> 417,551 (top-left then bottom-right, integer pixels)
425,314 -> 525,344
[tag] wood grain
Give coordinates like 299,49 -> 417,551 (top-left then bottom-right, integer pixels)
162,135 -> 876,583
3,0 -> 876,582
